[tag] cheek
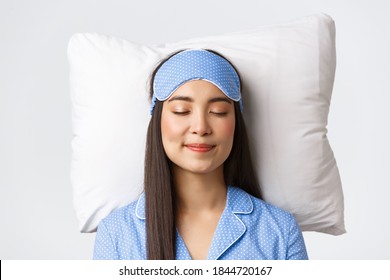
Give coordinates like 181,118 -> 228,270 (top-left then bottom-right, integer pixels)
161,113 -> 184,143
218,118 -> 235,140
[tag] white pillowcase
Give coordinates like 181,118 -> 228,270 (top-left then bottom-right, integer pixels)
68,13 -> 345,235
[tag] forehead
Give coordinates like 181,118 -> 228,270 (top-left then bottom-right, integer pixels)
170,80 -> 226,98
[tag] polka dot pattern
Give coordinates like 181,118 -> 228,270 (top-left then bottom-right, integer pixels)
150,49 -> 242,114
93,186 -> 308,260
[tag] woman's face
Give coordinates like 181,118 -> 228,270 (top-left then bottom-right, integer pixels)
161,80 -> 235,175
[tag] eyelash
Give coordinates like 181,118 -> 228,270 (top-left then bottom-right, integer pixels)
211,112 -> 228,116
173,111 -> 190,115
172,111 -> 227,116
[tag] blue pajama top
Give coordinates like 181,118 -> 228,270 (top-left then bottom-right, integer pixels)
93,186 -> 308,260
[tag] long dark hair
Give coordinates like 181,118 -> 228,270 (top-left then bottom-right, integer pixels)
144,49 -> 261,260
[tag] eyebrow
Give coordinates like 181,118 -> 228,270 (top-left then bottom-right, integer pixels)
168,96 -> 232,104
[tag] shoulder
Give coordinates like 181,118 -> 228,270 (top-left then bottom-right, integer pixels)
98,194 -> 145,238
252,195 -> 294,222
225,186 -> 308,259
94,195 -> 147,259
229,186 -> 296,228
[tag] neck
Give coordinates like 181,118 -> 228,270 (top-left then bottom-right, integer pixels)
173,165 -> 227,214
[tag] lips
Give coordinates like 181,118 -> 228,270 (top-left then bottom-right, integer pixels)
185,143 -> 216,152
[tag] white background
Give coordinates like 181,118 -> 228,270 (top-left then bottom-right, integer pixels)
1,0 -> 389,259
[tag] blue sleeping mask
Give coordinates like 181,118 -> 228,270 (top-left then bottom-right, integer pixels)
150,49 -> 242,115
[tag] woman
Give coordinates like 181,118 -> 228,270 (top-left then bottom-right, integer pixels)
93,49 -> 308,260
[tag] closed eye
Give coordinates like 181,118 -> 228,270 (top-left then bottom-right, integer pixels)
211,111 -> 228,116
173,111 -> 190,115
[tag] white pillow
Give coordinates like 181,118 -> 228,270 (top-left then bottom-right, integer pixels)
68,13 -> 345,235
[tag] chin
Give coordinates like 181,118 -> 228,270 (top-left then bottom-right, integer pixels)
185,163 -> 221,175
189,169 -> 214,175
172,159 -> 225,175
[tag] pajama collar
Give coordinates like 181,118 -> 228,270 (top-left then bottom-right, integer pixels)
135,186 -> 254,260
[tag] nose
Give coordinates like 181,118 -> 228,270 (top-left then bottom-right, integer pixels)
189,111 -> 212,136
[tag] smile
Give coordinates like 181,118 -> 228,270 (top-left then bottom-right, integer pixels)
185,143 -> 216,153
